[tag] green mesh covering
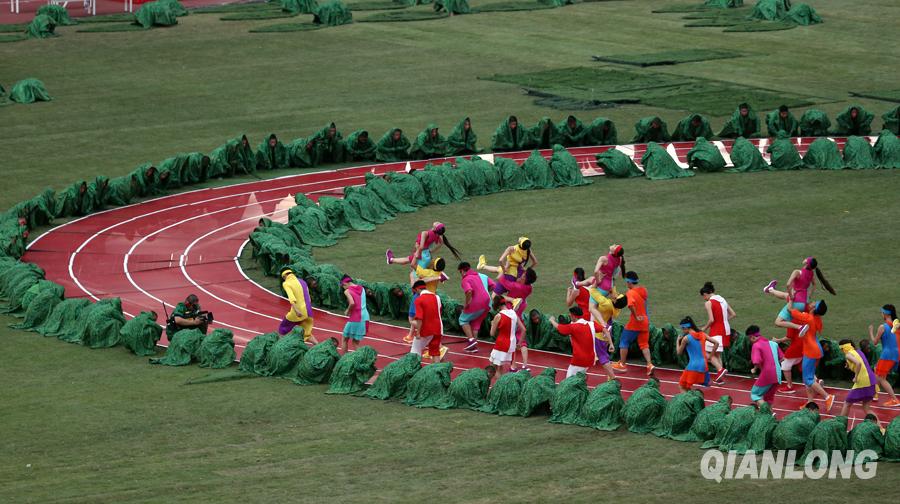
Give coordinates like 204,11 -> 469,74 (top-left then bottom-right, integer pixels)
555,115 -> 586,147
198,328 -> 236,368
723,329 -> 752,374
798,416 -> 848,468
282,0 -> 319,14
707,405 -> 760,451
522,150 -> 554,189
36,4 -> 76,25
671,114 -> 714,142
744,402 -> 778,453
321,195 -> 374,233
718,105 -> 760,138
749,0 -> 788,20
834,105 -> 874,136
365,172 -> 417,213
25,14 -> 57,39
1,264 -> 44,314
81,297 -> 127,349
582,118 -> 618,146
134,1 -> 179,28
873,129 -> 900,168
705,0 -> 742,6
238,332 -> 279,374
491,116 -> 529,152
799,109 -> 831,137
766,108 -> 800,137
652,390 -> 706,441
527,117 -> 561,150
157,0 -> 188,15
446,117 -> 479,156
403,361 -> 453,408
375,128 -> 411,162
642,142 -> 694,180
881,106 -> 900,135
296,123 -> 347,167
686,138 -> 726,172
120,311 -> 163,356
766,132 -> 803,170
327,346 -> 378,394
9,78 -> 51,104
364,352 -> 422,400
848,418 -> 884,462
435,0 -> 470,15
632,116 -> 670,143
526,311 -> 568,352
883,417 -> 900,462
345,130 -> 377,162
688,395 -> 732,443
842,136 -> 876,170
313,0 -> 352,25
105,175 -> 134,206
475,156 -> 501,194
414,166 -> 452,204
409,124 -> 448,160
595,148 -> 643,178
622,378 -> 666,434
727,137 -> 769,172
358,280 -> 410,319
35,298 -> 91,337
288,205 -> 339,247
548,372 -> 589,425
293,338 -> 341,384
149,328 -> 204,366
479,370 -> 530,415
787,2 -> 821,24
495,157 -> 531,190
210,135 -> 256,177
8,189 -> 55,229
455,157 -> 488,196
772,407 -> 819,451
582,378 -> 625,431
518,367 -> 557,417
9,281 -> 64,331
256,134 -> 290,170
803,138 -> 844,170
549,145 -> 589,187
344,185 -> 395,225
437,367 -> 492,410
129,163 -> 160,197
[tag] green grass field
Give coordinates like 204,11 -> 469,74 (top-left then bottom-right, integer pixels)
3,0 -> 900,501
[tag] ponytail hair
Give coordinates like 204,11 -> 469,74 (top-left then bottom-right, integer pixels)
573,267 -> 586,282
700,282 -> 715,295
884,304 -> 898,322
815,266 -> 836,296
440,234 -> 462,260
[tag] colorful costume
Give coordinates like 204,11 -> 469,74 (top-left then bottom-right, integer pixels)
750,336 -> 783,403
280,272 -> 314,339
679,330 -> 709,390
342,284 -> 369,341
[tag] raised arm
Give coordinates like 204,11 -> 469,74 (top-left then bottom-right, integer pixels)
870,323 -> 885,344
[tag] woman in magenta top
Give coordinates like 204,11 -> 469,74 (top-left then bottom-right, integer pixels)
762,256 -> 835,332
592,244 -> 625,297
341,275 -> 370,353
385,222 -> 461,268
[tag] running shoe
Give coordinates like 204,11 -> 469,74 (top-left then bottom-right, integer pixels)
477,254 -> 487,270
714,368 -> 728,383
825,394 -> 835,413
464,339 -> 478,352
386,249 -> 394,265
440,345 -> 448,359
403,333 -> 413,343
777,384 -> 796,394
762,280 -> 777,293
646,363 -> 655,376
439,272 -> 449,283
798,325 -> 810,337
884,399 -> 900,407
612,362 -> 628,372
873,394 -> 879,403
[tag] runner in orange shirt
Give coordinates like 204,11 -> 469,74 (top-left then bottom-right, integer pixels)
612,271 -> 654,375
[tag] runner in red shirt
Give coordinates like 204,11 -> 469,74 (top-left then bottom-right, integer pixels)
550,307 -> 605,378
565,267 -> 592,321
410,280 -> 445,363
488,297 -> 525,378
699,282 -> 735,384
612,271 -> 654,375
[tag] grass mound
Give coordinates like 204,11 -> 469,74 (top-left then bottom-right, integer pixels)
220,11 -> 298,20
75,13 -> 137,23
723,20 -> 797,32
249,22 -> 323,32
591,48 -> 743,67
849,89 -> 900,103
347,1 -> 410,10
358,10 -> 448,22
531,94 -> 618,111
473,1 -> 555,12
76,23 -> 147,33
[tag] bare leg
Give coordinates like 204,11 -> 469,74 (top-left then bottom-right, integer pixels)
602,363 -> 615,381
480,265 -> 502,274
839,401 -> 850,417
641,348 -> 652,366
709,353 -> 724,372
519,346 -> 529,369
765,288 -> 790,301
619,348 -> 629,364
782,366 -> 794,387
808,381 -> 829,400
877,376 -> 898,401
341,336 -> 348,354
461,323 -> 474,341
862,401 -> 872,416
775,317 -> 801,330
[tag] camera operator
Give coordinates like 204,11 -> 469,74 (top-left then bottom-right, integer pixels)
166,294 -> 212,338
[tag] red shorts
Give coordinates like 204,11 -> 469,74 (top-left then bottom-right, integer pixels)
636,330 -> 649,350
876,359 -> 897,378
679,370 -> 706,390
426,333 -> 442,356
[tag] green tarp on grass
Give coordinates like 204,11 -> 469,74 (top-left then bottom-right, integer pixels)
642,142 -> 695,180
632,116 -> 670,143
313,0 -> 353,25
404,361 -> 453,408
803,138 -> 844,170
438,366 -> 492,410
653,390 -> 706,441
327,346 -> 378,394
150,328 -> 204,366
843,136 -> 876,170
799,109 -> 831,137
479,370 -> 529,416
596,148 -> 643,178
134,1 -> 179,28
623,378 -> 667,434
25,14 -> 57,39
688,395 -> 732,443
364,352 -> 421,400
198,328 -> 236,368
873,129 -> 900,168
36,4 -> 76,25
518,367 -> 557,417
238,332 -> 280,374
293,338 -> 341,384
9,78 -> 51,104
686,137 -> 726,172
120,311 -> 163,356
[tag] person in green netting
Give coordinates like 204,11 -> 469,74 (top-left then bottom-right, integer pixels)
766,105 -> 800,137
718,103 -> 760,139
345,130 -> 377,162
766,130 -> 803,170
799,109 -> 831,137
582,117 -> 618,146
881,106 -> 900,135
409,124 -> 448,160
873,129 -> 900,168
556,115 -> 586,147
305,122 -> 346,165
446,117 -> 479,156
491,116 -> 528,152
671,114 -> 714,142
802,137 -> 844,170
376,128 -> 411,162
632,116 -> 671,143
257,134 -> 290,170
833,105 -> 874,136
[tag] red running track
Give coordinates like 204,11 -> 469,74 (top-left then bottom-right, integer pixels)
23,141 -> 896,426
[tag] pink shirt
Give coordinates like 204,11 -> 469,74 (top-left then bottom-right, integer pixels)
461,270 -> 493,314
599,253 -> 621,292
792,268 -> 813,303
751,337 -> 784,387
347,284 -> 364,322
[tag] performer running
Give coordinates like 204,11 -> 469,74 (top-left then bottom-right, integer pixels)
838,339 -> 877,417
774,324 -> 804,393
869,304 -> 900,407
386,222 -> 461,268
410,280 -> 445,363
779,299 -> 835,411
458,261 -> 495,353
612,271 -> 654,375
478,236 -> 538,296
340,275 -> 369,354
550,307 -> 604,379
762,256 -> 836,331
748,325 -> 783,406
700,282 -> 735,384
477,257 -> 538,371
565,267 -> 592,320
592,244 -> 625,297
488,297 -> 525,377
278,267 -> 318,343
676,316 -> 717,392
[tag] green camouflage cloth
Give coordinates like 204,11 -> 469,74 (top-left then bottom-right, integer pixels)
409,124 -> 448,160
727,137 -> 769,172
582,378 -> 625,431
404,362 -> 454,408
518,367 -> 557,417
834,105 -> 874,136
293,338 -> 341,384
642,142 -> 694,180
687,395 -> 732,443
345,130 -> 377,162
842,136 -> 876,169
364,352 -> 422,400
327,346 -> 378,394
479,370 -> 530,415
549,145 -> 589,186
527,117 -> 562,150
718,104 -> 760,139
238,332 -> 280,374
437,367 -> 492,410
491,116 -> 529,152
632,116 -> 671,143
375,128 -> 412,162
198,328 -> 237,368
652,390 -> 706,441
686,138 -> 726,172
767,131 -> 803,170
596,148 -> 643,178
881,106 -> 900,135
120,311 -> 163,356
556,115 -> 586,147
766,108 -> 800,137
873,129 -> 900,168
671,114 -> 714,142
522,150 -> 555,189
803,138 -> 844,170
623,378 -> 667,434
446,117 -> 479,155
799,109 -> 831,137
149,328 -> 204,366
548,372 -> 589,425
